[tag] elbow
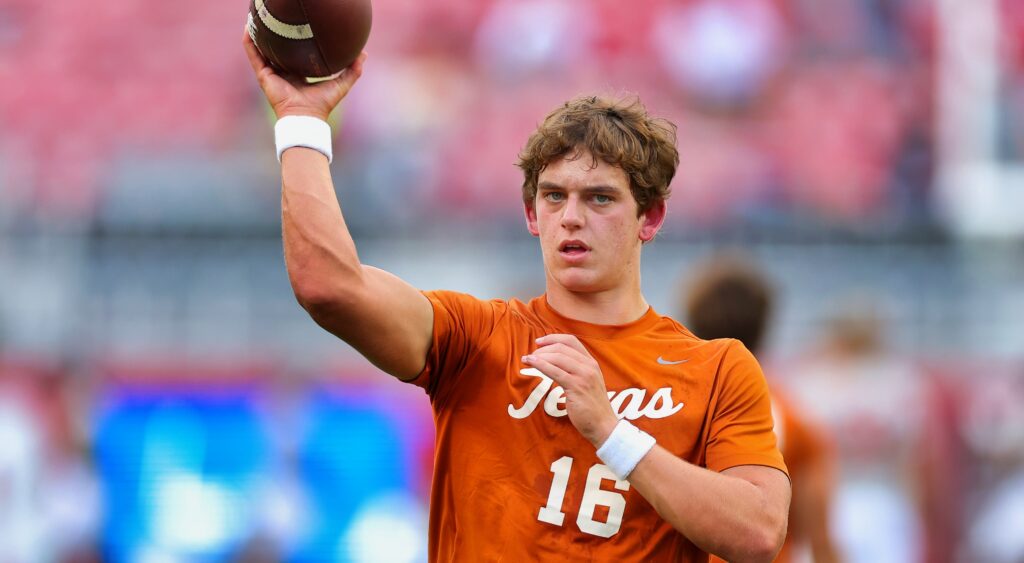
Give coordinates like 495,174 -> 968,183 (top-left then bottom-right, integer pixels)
724,515 -> 786,563
746,516 -> 787,563
293,285 -> 334,320
290,271 -> 364,322
757,533 -> 786,563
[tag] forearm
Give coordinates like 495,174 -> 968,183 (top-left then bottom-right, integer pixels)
280,148 -> 365,304
278,147 -> 434,378
248,41 -> 432,378
627,447 -> 788,563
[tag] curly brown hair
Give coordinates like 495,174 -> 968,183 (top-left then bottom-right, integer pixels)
517,95 -> 679,215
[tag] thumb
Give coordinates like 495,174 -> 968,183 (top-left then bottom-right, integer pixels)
321,52 -> 368,102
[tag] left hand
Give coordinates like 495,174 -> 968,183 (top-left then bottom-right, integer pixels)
523,334 -> 619,447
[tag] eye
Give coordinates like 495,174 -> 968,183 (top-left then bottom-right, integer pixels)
593,194 -> 613,204
543,192 -> 565,203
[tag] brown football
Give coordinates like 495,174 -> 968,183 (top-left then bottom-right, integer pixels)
247,0 -> 371,79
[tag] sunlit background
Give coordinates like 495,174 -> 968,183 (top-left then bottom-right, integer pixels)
1,0 -> 1023,561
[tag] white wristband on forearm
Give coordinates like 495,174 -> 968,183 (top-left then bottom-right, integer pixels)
596,420 -> 657,480
275,115 -> 333,163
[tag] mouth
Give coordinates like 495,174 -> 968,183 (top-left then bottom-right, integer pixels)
558,240 -> 591,261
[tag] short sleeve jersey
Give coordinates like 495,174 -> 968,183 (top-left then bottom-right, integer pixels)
711,390 -> 831,563
409,290 -> 787,562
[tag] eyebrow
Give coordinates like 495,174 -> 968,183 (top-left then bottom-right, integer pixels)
537,181 -> 624,195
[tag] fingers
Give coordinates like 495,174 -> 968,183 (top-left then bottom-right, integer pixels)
330,51 -> 368,94
351,51 -> 368,72
540,335 -> 589,352
522,340 -> 598,388
242,28 -> 273,79
521,354 -> 573,387
532,342 -> 591,367
304,52 -> 366,104
535,334 -> 592,358
525,347 -> 578,375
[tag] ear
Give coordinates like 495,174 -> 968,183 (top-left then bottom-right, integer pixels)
638,199 -> 666,243
524,200 -> 540,237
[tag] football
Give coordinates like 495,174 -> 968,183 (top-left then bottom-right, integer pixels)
247,0 -> 371,79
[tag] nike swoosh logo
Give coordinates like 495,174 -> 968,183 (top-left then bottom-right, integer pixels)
657,357 -> 689,365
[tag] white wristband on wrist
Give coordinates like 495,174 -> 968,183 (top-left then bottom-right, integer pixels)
596,420 -> 657,480
275,115 -> 333,163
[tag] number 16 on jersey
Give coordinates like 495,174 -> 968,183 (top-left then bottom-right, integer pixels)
537,456 -> 630,538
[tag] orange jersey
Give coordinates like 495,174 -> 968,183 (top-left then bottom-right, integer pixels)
409,291 -> 788,562
711,391 -> 833,563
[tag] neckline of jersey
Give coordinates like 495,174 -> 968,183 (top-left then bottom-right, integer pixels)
532,295 -> 662,339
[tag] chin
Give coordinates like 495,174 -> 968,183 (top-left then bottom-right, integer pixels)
554,268 -> 607,293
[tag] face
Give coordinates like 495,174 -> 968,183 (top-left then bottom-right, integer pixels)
524,150 -> 666,294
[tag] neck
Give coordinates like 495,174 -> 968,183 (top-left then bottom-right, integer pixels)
544,280 -> 649,325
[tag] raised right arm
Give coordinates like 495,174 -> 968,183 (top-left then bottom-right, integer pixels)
244,32 -> 433,380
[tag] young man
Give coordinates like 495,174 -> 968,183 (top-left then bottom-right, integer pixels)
244,33 -> 789,562
682,255 -> 841,563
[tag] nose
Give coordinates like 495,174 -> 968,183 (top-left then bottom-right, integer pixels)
560,196 -> 584,230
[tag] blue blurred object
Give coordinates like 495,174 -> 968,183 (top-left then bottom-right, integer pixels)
291,389 -> 421,562
92,382 -> 429,562
94,387 -> 269,561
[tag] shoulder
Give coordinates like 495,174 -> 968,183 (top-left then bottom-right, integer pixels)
649,315 -> 743,359
679,337 -> 767,390
638,315 -> 753,370
423,290 -> 549,335
655,313 -> 701,340
717,339 -> 765,380
423,290 -> 509,316
638,313 -> 708,349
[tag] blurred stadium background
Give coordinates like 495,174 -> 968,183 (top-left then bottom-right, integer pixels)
1,0 -> 1023,561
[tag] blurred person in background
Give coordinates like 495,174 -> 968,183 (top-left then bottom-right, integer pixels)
959,370 -> 1024,563
0,367 -> 47,562
785,298 -> 936,563
244,28 -> 791,561
0,361 -> 101,563
682,253 -> 841,563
